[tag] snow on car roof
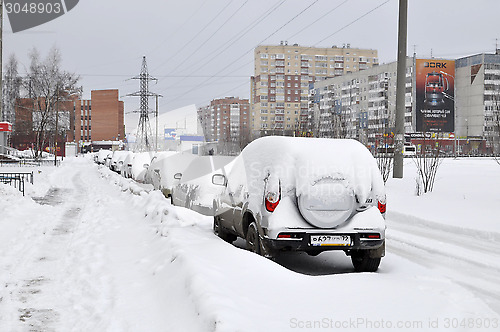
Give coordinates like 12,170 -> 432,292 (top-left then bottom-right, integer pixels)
237,136 -> 385,203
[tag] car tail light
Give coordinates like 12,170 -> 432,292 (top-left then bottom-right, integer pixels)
265,191 -> 280,212
277,233 -> 291,238
377,200 -> 386,214
360,233 -> 381,239
277,233 -> 303,239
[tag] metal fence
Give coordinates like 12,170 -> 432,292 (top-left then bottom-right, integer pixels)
0,171 -> 34,196
0,159 -> 60,167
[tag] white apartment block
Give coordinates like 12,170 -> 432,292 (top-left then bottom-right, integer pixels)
310,58 -> 415,150
456,52 -> 500,153
250,43 -> 379,139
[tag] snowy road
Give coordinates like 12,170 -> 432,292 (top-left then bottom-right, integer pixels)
386,212 -> 500,315
1,157 -> 499,331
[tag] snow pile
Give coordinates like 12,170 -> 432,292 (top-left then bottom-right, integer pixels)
386,158 -> 500,232
0,157 -> 499,331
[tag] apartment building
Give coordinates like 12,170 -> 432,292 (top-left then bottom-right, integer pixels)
310,58 -> 415,151
250,43 -> 379,138
456,52 -> 500,153
198,97 -> 250,150
311,52 -> 500,155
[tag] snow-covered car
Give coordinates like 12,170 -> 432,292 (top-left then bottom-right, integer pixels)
121,152 -> 135,178
171,155 -> 235,215
144,152 -> 197,199
129,152 -> 154,183
96,149 -> 112,165
211,136 -> 387,272
109,150 -> 132,173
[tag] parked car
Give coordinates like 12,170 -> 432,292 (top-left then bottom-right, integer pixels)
171,155 -> 235,215
130,151 -> 155,182
109,150 -> 132,173
144,152 -> 197,199
121,152 -> 135,178
143,151 -> 178,186
211,136 -> 387,272
96,149 -> 112,165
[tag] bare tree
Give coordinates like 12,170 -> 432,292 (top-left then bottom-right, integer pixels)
23,47 -> 81,158
488,86 -> 500,165
413,133 -> 442,195
2,54 -> 21,123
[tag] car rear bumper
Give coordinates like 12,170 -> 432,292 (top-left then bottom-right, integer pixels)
261,233 -> 384,254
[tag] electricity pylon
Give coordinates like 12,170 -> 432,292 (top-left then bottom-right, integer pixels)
127,56 -> 160,151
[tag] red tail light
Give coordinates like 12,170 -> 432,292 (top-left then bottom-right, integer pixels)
265,191 -> 280,212
378,201 -> 386,214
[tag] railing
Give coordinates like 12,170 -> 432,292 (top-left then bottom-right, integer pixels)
0,159 -> 60,167
0,171 -> 34,196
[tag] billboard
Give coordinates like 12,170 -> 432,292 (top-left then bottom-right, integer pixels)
164,128 -> 177,140
0,122 -> 12,132
415,59 -> 455,132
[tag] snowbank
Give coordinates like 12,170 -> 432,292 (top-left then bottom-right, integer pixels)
1,157 -> 499,331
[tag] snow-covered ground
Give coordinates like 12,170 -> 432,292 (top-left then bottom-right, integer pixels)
0,156 -> 499,331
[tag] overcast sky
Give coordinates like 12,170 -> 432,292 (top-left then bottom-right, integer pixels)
4,0 -> 500,131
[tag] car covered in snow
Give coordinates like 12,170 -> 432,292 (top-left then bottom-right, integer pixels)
171,155 -> 235,215
121,152 -> 135,178
211,136 -> 387,272
96,149 -> 112,165
129,152 -> 155,183
144,152 -> 197,198
109,150 -> 132,173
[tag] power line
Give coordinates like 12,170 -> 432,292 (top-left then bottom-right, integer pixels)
286,0 -> 350,41
159,0 -> 320,101
313,0 -> 390,46
151,0 -> 234,73
79,74 -> 251,78
168,0 -> 250,76
162,0 -> 286,91
146,0 -> 210,56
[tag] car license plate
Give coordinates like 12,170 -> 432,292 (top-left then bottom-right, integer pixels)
310,235 -> 351,246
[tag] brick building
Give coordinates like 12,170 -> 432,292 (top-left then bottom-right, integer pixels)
75,89 -> 125,144
11,89 -> 125,155
198,97 -> 250,152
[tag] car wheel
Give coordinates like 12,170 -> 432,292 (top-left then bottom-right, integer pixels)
213,216 -> 236,243
246,222 -> 261,255
351,250 -> 381,272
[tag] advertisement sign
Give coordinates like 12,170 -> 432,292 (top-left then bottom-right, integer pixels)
0,122 -> 13,132
164,128 -> 177,140
415,59 -> 455,132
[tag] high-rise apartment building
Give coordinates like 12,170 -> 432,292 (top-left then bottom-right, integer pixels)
198,97 -> 250,151
456,52 -> 500,153
312,53 -> 500,155
250,43 -> 379,138
310,58 -> 415,152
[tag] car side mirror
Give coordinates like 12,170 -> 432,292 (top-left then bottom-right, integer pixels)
212,174 -> 227,186
174,173 -> 182,180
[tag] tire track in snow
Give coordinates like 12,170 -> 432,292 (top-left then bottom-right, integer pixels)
386,215 -> 500,315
